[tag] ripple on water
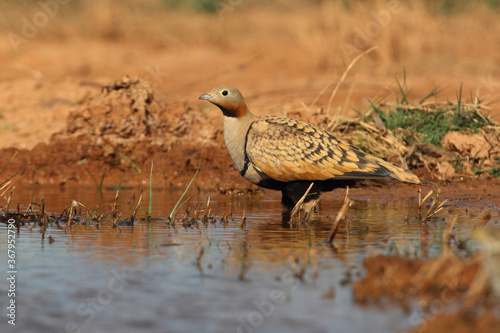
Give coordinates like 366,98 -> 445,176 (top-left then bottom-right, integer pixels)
1,186 -> 499,332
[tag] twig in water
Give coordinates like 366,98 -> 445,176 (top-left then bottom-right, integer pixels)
239,211 -> 246,228
131,189 -> 143,222
326,193 -> 353,243
68,200 -> 78,225
441,215 -> 457,256
196,247 -> 205,275
419,189 -> 433,210
290,182 -> 315,222
111,189 -> 120,218
112,213 -> 123,232
421,188 -> 447,223
3,184 -> 15,213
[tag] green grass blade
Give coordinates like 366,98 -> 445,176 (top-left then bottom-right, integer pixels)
0,152 -> 18,175
0,161 -> 29,188
98,165 -> 108,193
115,149 -> 142,173
418,86 -> 443,104
396,69 -> 409,105
98,144 -> 142,173
115,169 -> 133,189
148,160 -> 153,221
83,207 -> 98,225
168,156 -> 202,222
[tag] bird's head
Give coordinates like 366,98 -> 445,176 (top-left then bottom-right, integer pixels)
199,86 -> 250,118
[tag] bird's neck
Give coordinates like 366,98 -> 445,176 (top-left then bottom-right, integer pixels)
221,102 -> 249,119
223,112 -> 255,173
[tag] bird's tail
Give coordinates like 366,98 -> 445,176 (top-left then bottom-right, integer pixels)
337,150 -> 427,185
377,159 -> 422,184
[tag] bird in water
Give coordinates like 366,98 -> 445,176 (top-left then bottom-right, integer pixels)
199,86 -> 422,216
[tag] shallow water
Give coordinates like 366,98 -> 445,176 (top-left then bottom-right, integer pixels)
1,186 -> 499,333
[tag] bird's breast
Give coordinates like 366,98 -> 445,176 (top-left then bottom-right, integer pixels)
222,115 -> 255,174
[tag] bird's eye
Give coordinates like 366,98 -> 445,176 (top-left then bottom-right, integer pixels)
222,90 -> 228,96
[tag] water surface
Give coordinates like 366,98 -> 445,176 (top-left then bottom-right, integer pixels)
1,186 -> 498,333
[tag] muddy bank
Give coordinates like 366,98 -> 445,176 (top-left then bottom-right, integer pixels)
354,252 -> 500,333
1,77 -> 246,190
1,76 -> 499,197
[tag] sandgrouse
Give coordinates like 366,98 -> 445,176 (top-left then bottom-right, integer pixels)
199,86 -> 422,213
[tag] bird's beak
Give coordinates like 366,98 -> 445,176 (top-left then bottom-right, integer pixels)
199,93 -> 211,100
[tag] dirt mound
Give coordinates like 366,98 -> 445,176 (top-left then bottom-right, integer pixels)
63,77 -> 163,149
1,76 -> 246,190
353,255 -> 483,305
52,76 -> 198,164
353,253 -> 500,333
1,76 -> 499,189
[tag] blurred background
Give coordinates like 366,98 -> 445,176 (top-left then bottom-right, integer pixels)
0,0 -> 499,150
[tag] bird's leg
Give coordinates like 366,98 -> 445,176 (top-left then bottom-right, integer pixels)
281,191 -> 295,216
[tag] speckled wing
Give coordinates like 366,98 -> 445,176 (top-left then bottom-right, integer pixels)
245,116 -> 420,184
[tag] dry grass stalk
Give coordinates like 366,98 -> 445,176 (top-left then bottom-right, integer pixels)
67,200 -> 78,225
418,189 -> 433,213
131,190 -> 143,222
417,187 -> 422,210
77,201 -> 94,215
111,212 -> 123,230
239,210 -> 246,228
202,208 -> 211,227
0,152 -> 17,174
202,197 -> 211,224
290,183 -> 318,224
341,73 -> 359,115
321,92 -> 500,181
0,180 -> 11,195
27,202 -> 38,220
111,189 -> 119,218
441,215 -> 457,257
40,198 -> 50,225
326,191 -> 353,243
343,186 -> 350,202
379,100 -> 491,111
326,46 -> 378,115
2,184 -> 15,213
308,46 -> 377,114
290,183 -> 315,217
421,188 -> 447,223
